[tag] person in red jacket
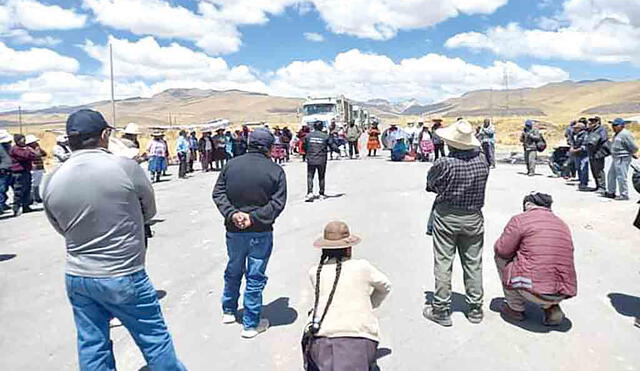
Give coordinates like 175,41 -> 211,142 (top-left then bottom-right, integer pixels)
9,134 -> 40,216
494,192 -> 577,326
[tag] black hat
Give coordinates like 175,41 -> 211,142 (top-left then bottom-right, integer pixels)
66,109 -> 114,136
523,192 -> 553,209
248,128 -> 275,151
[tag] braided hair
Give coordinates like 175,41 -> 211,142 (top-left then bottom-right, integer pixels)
310,248 -> 347,334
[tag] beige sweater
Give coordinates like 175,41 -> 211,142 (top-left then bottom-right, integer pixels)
308,258 -> 391,342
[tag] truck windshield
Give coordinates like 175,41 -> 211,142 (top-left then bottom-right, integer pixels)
303,104 -> 335,115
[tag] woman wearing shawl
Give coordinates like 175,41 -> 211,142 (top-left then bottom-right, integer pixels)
147,132 -> 168,182
367,124 -> 381,157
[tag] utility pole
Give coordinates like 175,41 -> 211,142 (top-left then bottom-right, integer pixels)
109,43 -> 116,126
18,106 -> 23,134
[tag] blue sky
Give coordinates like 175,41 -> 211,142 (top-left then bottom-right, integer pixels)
1,0 -> 639,110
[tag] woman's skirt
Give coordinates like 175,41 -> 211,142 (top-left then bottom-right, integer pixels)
419,139 -> 434,154
309,337 -> 378,371
367,137 -> 381,150
148,156 -> 166,173
212,147 -> 226,161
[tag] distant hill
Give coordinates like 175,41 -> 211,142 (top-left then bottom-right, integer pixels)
2,80 -> 640,130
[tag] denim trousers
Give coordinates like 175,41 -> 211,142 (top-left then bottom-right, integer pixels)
575,155 -> 590,187
222,231 -> 273,329
607,156 -> 632,197
65,271 -> 185,371
0,172 -> 11,207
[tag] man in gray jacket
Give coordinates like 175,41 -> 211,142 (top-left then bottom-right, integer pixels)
42,110 -> 184,370
520,120 -> 542,176
606,118 -> 639,201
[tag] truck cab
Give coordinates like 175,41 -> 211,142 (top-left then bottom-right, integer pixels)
300,96 -> 352,130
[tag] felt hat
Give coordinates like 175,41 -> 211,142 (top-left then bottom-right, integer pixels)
123,122 -> 142,135
435,120 -> 480,150
0,130 -> 12,143
313,221 -> 362,249
25,134 -> 40,145
151,130 -> 165,137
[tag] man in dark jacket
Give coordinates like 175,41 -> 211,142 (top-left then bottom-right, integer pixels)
212,128 -> 287,339
0,130 -> 12,215
570,122 -> 590,191
281,127 -> 293,161
520,120 -> 542,176
304,121 -> 330,202
586,117 -> 609,193
9,134 -> 39,216
494,193 -> 577,326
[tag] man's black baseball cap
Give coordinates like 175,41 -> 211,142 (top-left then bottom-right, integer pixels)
66,109 -> 114,136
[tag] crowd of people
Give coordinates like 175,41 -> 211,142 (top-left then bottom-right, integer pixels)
545,117 -> 639,201
2,108 -> 639,370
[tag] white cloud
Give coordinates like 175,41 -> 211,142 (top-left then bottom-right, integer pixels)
310,0 -> 508,40
304,32 -> 325,42
1,0 -> 86,31
446,0 -> 640,64
269,49 -> 569,102
83,36 -> 268,93
0,42 -> 79,75
1,29 -> 61,46
83,0 -> 297,55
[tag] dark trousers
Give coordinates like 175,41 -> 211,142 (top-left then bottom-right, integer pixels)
178,153 -> 188,178
589,156 -> 606,190
0,172 -> 11,208
188,149 -> 197,172
12,171 -> 31,209
284,144 -> 290,161
575,155 -> 589,187
434,143 -> 446,160
481,142 -> 495,167
309,337 -> 378,371
348,141 -> 359,158
307,164 -> 327,195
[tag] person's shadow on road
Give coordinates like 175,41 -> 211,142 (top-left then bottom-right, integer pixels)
489,297 -> 572,333
238,297 -> 298,327
607,293 -> 640,319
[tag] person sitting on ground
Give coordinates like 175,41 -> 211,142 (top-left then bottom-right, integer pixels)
391,137 -> 408,162
303,221 -> 391,371
494,192 -> 577,326
548,143 -> 571,178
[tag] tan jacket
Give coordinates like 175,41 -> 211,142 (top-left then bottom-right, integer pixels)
308,258 -> 391,342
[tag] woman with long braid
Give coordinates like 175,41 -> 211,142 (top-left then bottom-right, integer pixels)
304,221 -> 392,371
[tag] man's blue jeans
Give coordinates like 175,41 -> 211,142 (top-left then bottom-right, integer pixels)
222,232 -> 273,329
0,172 -> 11,207
65,271 -> 185,371
575,155 -> 590,187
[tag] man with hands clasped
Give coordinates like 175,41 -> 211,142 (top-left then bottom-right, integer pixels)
212,128 -> 288,339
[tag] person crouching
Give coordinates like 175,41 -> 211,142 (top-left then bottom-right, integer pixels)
303,221 -> 391,371
494,193 -> 577,326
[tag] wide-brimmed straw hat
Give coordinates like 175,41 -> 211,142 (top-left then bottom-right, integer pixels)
0,130 -> 11,143
313,221 -> 362,249
25,134 -> 40,145
123,122 -> 142,135
435,120 -> 480,150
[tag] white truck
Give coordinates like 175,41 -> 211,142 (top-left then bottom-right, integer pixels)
299,96 -> 353,130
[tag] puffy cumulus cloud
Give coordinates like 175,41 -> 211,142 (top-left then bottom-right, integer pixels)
303,32 -> 325,42
83,36 -> 268,92
309,0 -> 508,40
0,0 -> 86,31
0,42 -> 79,75
268,49 -> 569,102
446,0 -> 640,64
83,0 -> 297,55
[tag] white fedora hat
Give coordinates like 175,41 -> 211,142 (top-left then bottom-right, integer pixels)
123,122 -> 142,135
25,134 -> 40,145
435,120 -> 480,150
0,130 -> 12,143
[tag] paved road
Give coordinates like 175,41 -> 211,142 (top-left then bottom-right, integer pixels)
1,154 -> 639,370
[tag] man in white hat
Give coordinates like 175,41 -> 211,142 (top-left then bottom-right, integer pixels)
121,122 -> 142,149
423,120 -> 490,327
0,130 -> 13,214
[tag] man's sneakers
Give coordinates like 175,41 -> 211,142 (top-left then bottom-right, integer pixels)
500,302 -> 526,322
241,319 -> 270,339
222,313 -> 236,324
466,306 -> 484,324
305,193 -> 315,202
318,194 -> 328,201
542,304 -> 565,326
615,195 -> 630,201
422,305 -> 452,327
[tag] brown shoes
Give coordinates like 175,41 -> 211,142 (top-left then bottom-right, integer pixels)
543,304 -> 565,326
500,302 -> 525,321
